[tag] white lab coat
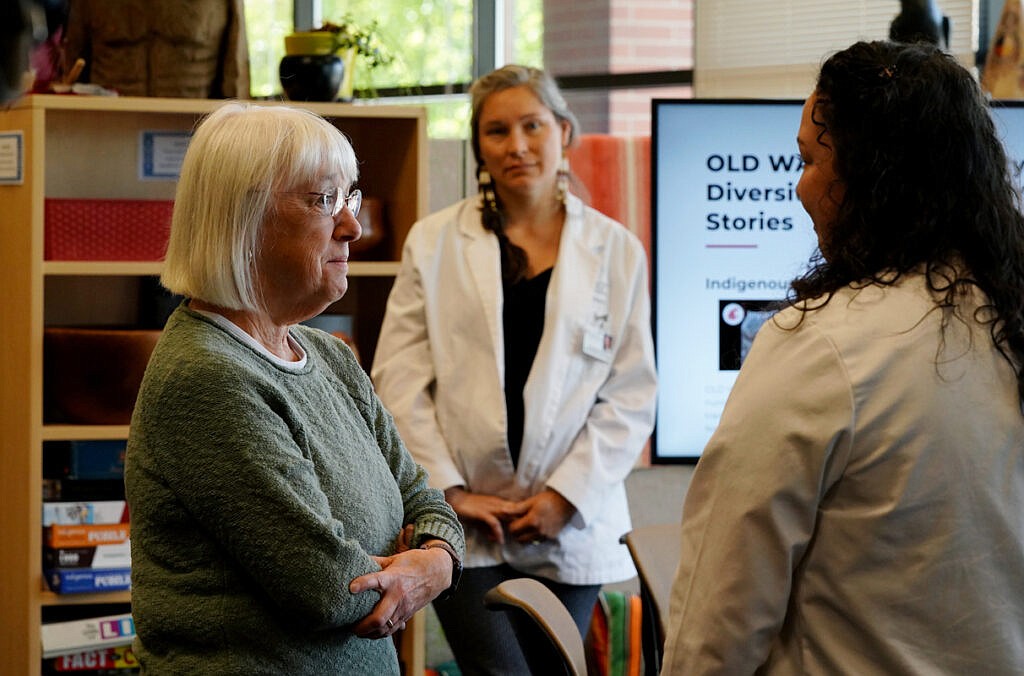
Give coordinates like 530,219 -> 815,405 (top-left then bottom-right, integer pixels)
372,194 -> 657,584
660,271 -> 1024,675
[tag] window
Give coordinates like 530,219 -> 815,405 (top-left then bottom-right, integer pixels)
245,0 -> 519,137
319,0 -> 474,91
243,0 -> 692,137
244,0 -> 294,98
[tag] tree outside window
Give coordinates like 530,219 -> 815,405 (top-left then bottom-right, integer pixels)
244,0 -> 543,138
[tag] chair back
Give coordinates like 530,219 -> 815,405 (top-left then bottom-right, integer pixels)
620,523 -> 683,675
483,578 -> 588,676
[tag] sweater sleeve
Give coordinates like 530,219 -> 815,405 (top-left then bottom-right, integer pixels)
333,336 -> 466,556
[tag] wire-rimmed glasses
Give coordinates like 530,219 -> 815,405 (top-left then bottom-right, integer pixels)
281,187 -> 361,218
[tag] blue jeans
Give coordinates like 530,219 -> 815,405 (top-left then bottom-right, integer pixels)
432,563 -> 600,675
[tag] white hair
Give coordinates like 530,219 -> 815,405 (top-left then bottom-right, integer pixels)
161,101 -> 358,311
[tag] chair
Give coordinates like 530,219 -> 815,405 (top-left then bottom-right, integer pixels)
483,577 -> 588,676
620,523 -> 683,675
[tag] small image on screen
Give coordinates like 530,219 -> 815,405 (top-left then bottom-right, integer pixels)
718,300 -> 778,371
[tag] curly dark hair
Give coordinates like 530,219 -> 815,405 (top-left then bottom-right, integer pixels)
790,40 -> 1024,397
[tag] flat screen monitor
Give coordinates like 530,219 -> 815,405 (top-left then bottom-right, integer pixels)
650,98 -> 1024,463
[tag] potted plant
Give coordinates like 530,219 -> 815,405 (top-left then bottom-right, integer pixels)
283,16 -> 394,101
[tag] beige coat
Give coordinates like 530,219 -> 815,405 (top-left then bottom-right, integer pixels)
662,272 -> 1024,674
64,0 -> 249,98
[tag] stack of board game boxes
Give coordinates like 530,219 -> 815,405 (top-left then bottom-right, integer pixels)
43,500 -> 131,594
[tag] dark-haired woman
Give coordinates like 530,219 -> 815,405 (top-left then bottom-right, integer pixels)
661,40 -> 1024,674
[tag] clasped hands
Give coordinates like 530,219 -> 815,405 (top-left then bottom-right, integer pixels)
444,486 -> 575,546
347,489 -> 574,640
348,525 -> 451,640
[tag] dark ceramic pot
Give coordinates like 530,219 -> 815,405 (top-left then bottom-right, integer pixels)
279,54 -> 345,102
351,196 -> 387,256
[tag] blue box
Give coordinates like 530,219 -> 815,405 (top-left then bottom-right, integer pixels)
69,441 -> 126,480
45,568 -> 132,594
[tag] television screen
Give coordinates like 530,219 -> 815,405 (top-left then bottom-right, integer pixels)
650,98 -> 1024,463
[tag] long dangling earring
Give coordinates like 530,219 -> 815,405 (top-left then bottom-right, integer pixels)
556,154 -> 570,205
479,169 -> 499,212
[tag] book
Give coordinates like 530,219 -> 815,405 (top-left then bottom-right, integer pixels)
44,541 -> 132,569
50,645 -> 139,671
40,613 -> 135,658
43,441 -> 127,482
43,500 -> 129,526
44,568 -> 132,595
69,440 -> 127,480
46,523 -> 130,548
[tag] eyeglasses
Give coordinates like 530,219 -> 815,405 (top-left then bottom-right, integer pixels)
282,187 -> 361,218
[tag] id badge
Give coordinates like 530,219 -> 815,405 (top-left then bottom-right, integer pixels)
583,326 -> 614,362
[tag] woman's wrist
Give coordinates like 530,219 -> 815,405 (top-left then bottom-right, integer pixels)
444,485 -> 467,507
420,540 -> 463,600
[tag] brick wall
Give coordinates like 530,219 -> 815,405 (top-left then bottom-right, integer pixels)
544,0 -> 694,135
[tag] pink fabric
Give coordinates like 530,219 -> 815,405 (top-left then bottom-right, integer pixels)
568,134 -> 652,270
568,135 -> 630,223
567,134 -> 654,466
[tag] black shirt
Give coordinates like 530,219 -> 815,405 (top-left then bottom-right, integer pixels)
502,266 -> 552,466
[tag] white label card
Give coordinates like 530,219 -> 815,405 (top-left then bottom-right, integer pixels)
139,131 -> 191,180
0,131 -> 24,185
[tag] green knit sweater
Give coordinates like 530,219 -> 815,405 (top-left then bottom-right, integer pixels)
125,304 -> 464,675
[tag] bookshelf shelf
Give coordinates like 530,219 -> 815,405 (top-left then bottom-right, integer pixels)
42,425 -> 132,441
42,261 -> 401,277
37,585 -> 132,607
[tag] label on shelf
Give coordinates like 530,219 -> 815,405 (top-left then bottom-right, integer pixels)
0,130 -> 23,184
139,130 -> 190,180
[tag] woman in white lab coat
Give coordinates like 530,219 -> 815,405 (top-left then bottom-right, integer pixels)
660,41 -> 1024,674
372,64 -> 657,675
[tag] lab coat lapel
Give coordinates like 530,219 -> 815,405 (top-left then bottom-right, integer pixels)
459,203 -> 505,373
521,197 -> 602,463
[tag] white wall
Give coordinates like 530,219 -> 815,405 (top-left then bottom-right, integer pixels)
695,0 -> 979,98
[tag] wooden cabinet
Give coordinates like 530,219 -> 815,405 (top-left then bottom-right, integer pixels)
0,94 -> 426,674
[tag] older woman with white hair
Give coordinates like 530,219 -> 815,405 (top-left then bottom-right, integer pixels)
125,102 -> 464,674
